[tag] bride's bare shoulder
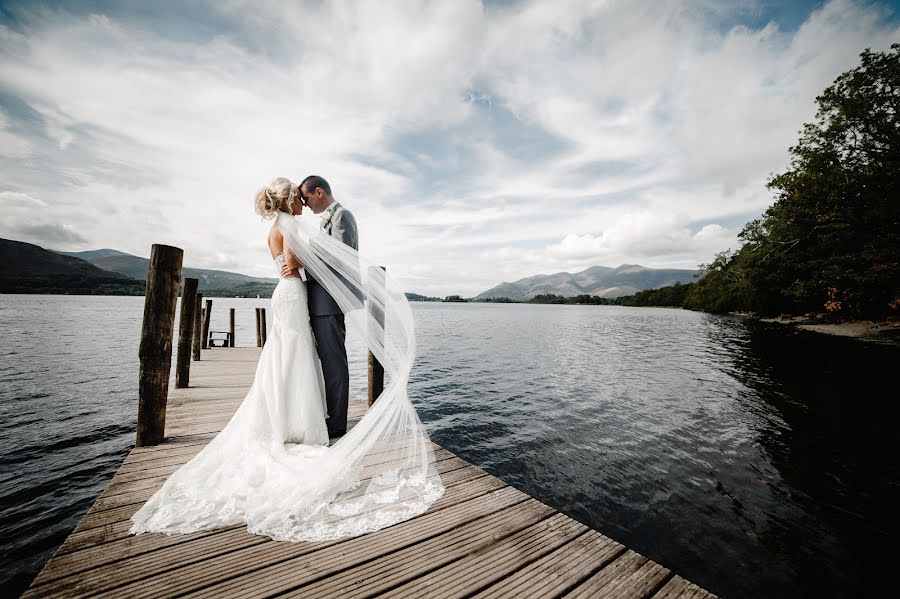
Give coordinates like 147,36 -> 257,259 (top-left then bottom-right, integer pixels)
268,224 -> 283,240
267,225 -> 284,258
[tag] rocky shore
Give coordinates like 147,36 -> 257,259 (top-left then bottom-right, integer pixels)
732,312 -> 900,344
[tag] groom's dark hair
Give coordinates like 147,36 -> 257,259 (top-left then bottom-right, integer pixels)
300,175 -> 331,197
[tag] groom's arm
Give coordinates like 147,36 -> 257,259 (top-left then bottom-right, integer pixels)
332,210 -> 358,250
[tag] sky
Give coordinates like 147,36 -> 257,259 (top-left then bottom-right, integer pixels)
0,0 -> 898,297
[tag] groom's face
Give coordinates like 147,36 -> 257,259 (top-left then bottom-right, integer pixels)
302,184 -> 328,214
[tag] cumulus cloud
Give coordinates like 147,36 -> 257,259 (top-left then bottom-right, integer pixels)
0,191 -> 88,249
547,214 -> 740,263
15,222 -> 88,246
0,0 -> 897,295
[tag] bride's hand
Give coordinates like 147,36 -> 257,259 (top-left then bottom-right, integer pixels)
281,263 -> 301,278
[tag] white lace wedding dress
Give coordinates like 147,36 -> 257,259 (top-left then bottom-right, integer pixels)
128,256 -> 332,538
129,214 -> 444,542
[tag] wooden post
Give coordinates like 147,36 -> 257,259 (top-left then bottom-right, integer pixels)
136,244 -> 183,447
175,278 -> 199,388
260,308 -> 267,346
368,265 -> 386,407
192,292 -> 203,361
201,299 -> 212,349
229,308 -> 235,347
255,307 -> 262,347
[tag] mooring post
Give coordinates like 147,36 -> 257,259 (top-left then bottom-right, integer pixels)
255,308 -> 262,347
368,265 -> 386,407
201,299 -> 212,349
136,244 -> 183,447
192,292 -> 203,361
229,308 -> 235,347
260,308 -> 267,345
175,278 -> 199,388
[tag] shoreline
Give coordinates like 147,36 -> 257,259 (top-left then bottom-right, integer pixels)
731,312 -> 900,344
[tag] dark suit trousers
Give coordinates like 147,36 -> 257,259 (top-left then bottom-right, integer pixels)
310,314 -> 349,435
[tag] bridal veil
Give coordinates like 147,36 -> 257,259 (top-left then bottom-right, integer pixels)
128,210 -> 444,542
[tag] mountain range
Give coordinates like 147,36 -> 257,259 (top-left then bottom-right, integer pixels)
58,248 -> 279,296
2,237 -> 698,300
1,239 -> 278,296
475,264 -> 699,301
0,238 -> 144,295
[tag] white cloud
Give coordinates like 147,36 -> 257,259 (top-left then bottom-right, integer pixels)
0,190 -> 46,208
0,0 -> 897,295
0,190 -> 89,248
0,109 -> 32,157
547,211 -> 740,263
35,104 -> 75,149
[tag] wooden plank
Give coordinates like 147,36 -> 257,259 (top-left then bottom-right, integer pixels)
170,487 -> 530,599
277,500 -> 557,598
27,528 -> 259,596
118,450 -> 205,472
127,434 -> 216,452
379,512 -> 586,599
46,480 -> 522,598
469,529 -> 626,598
563,549 -> 672,599
652,574 -> 720,598
27,468 -> 504,596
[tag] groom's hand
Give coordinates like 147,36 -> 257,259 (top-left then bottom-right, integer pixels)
281,264 -> 300,278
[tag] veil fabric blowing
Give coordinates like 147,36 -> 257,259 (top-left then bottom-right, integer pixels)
128,210 -> 444,542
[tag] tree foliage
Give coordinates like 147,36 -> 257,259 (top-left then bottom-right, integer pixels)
682,44 -> 900,319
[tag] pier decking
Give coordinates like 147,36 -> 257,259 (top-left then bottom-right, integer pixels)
24,347 -> 718,598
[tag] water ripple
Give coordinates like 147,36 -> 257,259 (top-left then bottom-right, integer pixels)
1,298 -> 898,598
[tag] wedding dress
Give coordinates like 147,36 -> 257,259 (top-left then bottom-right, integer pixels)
128,212 -> 444,542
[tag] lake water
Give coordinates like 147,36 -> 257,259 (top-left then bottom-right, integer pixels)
1,295 -> 898,597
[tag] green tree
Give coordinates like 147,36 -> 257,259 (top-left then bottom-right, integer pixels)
739,44 -> 900,318
680,251 -> 750,313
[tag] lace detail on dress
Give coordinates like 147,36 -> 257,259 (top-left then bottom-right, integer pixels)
271,276 -> 312,337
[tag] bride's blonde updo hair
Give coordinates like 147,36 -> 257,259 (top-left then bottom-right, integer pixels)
255,177 -> 299,219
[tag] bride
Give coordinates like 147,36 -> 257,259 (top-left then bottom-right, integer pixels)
128,177 -> 444,542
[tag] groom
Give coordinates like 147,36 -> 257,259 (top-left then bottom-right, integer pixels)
282,175 -> 358,439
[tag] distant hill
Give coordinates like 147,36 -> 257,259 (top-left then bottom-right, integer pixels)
63,250 -> 279,297
0,239 -> 279,297
57,248 -> 133,261
405,292 -> 441,302
475,264 -> 699,301
0,238 -> 144,295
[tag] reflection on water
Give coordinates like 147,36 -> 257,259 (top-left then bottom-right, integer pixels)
1,297 -> 897,597
409,304 -> 899,598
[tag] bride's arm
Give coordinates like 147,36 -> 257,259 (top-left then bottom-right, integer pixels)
272,228 -> 303,276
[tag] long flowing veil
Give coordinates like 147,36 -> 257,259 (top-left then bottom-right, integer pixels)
128,211 -> 443,542
271,209 -> 445,537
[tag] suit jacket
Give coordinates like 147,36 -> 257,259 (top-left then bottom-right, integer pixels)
307,202 -> 358,316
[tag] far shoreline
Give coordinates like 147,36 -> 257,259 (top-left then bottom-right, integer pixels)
728,311 -> 900,345
4,292 -> 898,345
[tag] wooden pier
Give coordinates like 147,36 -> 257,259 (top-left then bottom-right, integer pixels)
24,346 -> 718,598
